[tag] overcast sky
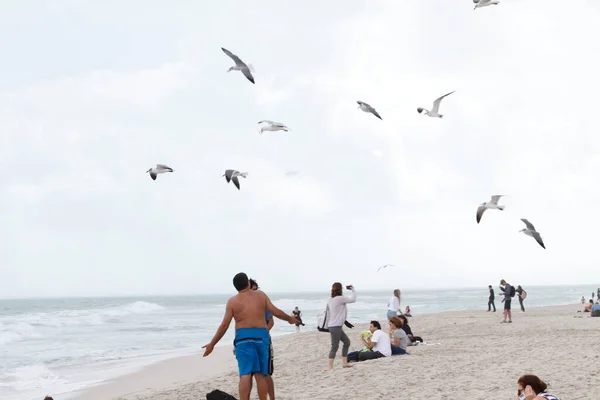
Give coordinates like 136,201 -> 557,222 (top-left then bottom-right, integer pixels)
1,0 -> 599,298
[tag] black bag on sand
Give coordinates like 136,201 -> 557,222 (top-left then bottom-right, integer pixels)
206,389 -> 238,400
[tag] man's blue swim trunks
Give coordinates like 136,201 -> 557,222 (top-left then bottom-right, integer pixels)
234,327 -> 271,376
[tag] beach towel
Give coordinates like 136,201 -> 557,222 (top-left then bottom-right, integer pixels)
206,389 -> 238,399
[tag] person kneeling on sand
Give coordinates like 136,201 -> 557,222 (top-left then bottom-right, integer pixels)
389,316 -> 409,355
202,272 -> 298,400
583,299 -> 593,312
515,374 -> 561,400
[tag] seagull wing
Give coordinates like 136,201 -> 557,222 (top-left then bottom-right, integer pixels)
150,172 -> 157,180
224,169 -> 234,182
490,195 -> 503,205
367,105 -> 383,120
221,47 -> 245,66
241,67 -> 255,84
258,120 -> 275,125
476,205 -> 487,224
532,231 -> 545,249
521,218 -> 536,231
232,176 -> 241,190
431,90 -> 455,114
156,164 -> 173,171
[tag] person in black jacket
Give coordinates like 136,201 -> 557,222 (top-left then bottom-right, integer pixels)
515,285 -> 526,312
487,285 -> 496,312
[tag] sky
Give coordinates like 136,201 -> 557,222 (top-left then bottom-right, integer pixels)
1,0 -> 599,298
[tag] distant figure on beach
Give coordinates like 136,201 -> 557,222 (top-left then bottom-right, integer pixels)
591,302 -> 600,317
597,287 -> 599,300
325,282 -> 356,370
386,289 -> 402,320
249,278 -> 275,400
516,285 -> 527,312
389,316 -> 409,355
201,272 -> 298,400
500,279 -> 513,323
515,374 -> 562,400
404,305 -> 412,317
592,291 -> 595,301
399,314 -> 423,345
581,296 -> 586,304
488,285 -> 496,312
584,299 -> 594,312
292,306 -> 305,333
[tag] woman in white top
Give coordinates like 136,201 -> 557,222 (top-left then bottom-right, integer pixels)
386,289 -> 402,320
326,282 -> 356,370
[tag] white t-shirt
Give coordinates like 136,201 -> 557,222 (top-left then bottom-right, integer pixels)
370,329 -> 391,357
387,296 -> 400,312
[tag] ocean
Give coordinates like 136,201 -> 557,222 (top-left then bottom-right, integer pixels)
1,284 -> 597,400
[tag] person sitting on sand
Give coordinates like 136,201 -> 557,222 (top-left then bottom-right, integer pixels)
399,314 -> 424,345
404,305 -> 412,317
357,320 -> 391,361
292,306 -> 305,333
515,374 -> 561,400
389,316 -> 409,355
202,272 -> 298,400
584,299 -> 594,312
591,301 -> 600,317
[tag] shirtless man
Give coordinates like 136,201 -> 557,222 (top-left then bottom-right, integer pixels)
202,272 -> 297,400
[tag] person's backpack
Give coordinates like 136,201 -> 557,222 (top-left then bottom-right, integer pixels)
206,389 -> 238,400
520,290 -> 527,300
509,285 -> 516,298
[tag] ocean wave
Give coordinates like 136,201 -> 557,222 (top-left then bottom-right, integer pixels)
0,364 -> 66,391
0,301 -> 166,336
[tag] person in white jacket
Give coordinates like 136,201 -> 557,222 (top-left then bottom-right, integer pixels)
326,282 -> 356,370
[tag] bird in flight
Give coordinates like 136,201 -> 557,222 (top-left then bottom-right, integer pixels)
221,47 -> 255,84
258,120 -> 290,134
476,195 -> 505,224
356,101 -> 382,120
473,0 -> 500,10
519,218 -> 545,249
146,164 -> 174,181
417,91 -> 455,118
223,169 -> 248,190
378,264 -> 394,272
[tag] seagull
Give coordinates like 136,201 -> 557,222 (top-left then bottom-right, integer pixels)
146,164 -> 174,181
519,218 -> 545,249
476,195 -> 505,224
417,90 -> 455,118
356,101 -> 382,120
285,170 -> 300,177
258,120 -> 290,135
223,169 -> 248,190
377,264 -> 394,272
221,47 -> 255,84
473,0 -> 500,10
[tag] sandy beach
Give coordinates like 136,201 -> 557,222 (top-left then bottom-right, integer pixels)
72,304 -> 599,400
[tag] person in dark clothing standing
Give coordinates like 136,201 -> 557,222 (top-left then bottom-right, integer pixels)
487,285 -> 496,312
515,285 -> 526,312
500,279 -> 513,323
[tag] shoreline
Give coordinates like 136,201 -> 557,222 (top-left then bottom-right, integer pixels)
69,303 -> 598,400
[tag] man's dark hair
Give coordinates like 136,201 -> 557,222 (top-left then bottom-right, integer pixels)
249,278 -> 258,289
488,285 -> 492,288
44,397 -> 54,400
233,273 -> 249,291
370,320 -> 381,330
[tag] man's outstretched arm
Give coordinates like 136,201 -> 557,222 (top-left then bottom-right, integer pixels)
265,294 -> 297,324
202,299 -> 234,356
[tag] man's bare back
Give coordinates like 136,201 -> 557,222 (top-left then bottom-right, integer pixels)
229,290 -> 270,330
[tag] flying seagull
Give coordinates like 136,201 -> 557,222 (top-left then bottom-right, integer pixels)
473,0 -> 500,10
258,120 -> 290,135
476,195 -> 505,224
417,90 -> 455,118
223,169 -> 248,190
356,101 -> 382,120
377,264 -> 394,272
146,164 -> 174,181
285,170 -> 300,177
519,218 -> 545,249
221,47 -> 255,84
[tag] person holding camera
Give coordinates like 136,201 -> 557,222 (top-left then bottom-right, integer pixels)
326,282 -> 356,370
